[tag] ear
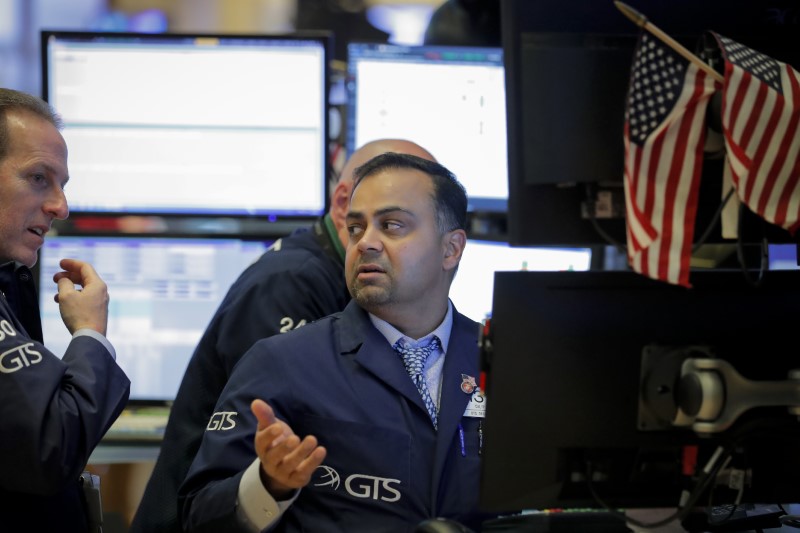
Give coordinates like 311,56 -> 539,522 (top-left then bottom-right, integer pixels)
442,229 -> 467,273
329,179 -> 352,231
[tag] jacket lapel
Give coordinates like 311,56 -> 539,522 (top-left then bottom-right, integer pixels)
336,301 -> 428,412
431,309 -> 481,506
334,300 -> 482,506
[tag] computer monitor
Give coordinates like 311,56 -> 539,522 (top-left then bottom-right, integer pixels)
480,269 -> 800,522
36,235 -> 272,402
41,30 -> 330,218
346,42 -> 507,213
768,244 -> 799,270
449,239 -> 592,322
500,0 -> 800,247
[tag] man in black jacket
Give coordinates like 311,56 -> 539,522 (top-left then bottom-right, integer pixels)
0,88 -> 130,532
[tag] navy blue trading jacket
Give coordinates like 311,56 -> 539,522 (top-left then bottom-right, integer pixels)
180,300 -> 487,533
0,264 -> 130,532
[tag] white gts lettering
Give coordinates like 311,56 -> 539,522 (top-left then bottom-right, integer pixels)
0,321 -> 43,373
312,466 -> 403,503
206,411 -> 237,431
0,343 -> 43,373
345,474 -> 401,502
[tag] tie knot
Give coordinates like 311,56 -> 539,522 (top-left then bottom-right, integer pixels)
395,337 -> 440,377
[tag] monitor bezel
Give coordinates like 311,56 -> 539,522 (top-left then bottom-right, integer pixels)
480,268 -> 800,514
345,41 -> 508,214
40,29 -> 333,220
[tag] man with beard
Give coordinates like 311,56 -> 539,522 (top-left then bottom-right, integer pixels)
180,152 -> 486,532
132,139 -> 435,533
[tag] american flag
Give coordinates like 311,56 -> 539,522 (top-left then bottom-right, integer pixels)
623,31 -> 721,287
712,33 -> 800,235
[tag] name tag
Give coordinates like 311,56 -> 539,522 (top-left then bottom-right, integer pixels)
463,390 -> 486,418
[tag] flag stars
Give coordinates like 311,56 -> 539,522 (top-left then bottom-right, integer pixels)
721,35 -> 781,92
628,33 -> 689,144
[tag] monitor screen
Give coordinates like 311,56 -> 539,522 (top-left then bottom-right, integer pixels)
36,235 -> 272,402
500,0 -> 800,247
41,30 -> 330,217
450,240 -> 592,322
480,269 -> 800,519
768,244 -> 799,270
346,42 -> 507,213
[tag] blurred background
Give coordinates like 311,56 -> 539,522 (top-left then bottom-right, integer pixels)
0,0 -> 501,96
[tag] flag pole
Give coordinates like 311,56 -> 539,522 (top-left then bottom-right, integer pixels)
614,1 -> 724,84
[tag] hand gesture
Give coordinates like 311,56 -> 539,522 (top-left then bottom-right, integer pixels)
251,399 -> 327,499
52,258 -> 109,335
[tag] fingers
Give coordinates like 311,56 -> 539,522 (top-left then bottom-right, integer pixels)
252,399 -> 290,448
252,399 -> 277,430
52,259 -> 109,335
53,258 -> 100,286
252,399 -> 326,494
269,435 -> 327,488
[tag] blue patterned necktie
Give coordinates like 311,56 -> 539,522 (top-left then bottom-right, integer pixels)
395,336 -> 440,430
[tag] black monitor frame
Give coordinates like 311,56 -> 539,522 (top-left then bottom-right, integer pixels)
480,269 -> 800,517
41,29 -> 332,222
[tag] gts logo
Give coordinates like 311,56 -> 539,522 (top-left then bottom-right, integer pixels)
0,320 -> 43,374
206,411 -> 237,431
279,317 -> 307,333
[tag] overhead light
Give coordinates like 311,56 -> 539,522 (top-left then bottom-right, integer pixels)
365,1 -> 445,45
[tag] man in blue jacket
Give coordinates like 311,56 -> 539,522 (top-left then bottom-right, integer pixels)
180,152 -> 486,532
0,88 -> 130,531
132,139 -> 435,533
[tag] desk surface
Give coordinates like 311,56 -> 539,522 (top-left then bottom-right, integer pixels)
90,442 -> 160,464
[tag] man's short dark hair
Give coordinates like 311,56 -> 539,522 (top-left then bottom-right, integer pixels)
352,152 -> 468,234
0,88 -> 63,163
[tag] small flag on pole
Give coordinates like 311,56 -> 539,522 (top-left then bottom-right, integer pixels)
711,32 -> 800,236
623,31 -> 722,287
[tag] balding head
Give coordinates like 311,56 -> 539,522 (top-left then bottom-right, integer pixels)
329,139 -> 436,247
338,139 -> 435,188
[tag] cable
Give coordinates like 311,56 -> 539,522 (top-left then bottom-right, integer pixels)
585,444 -> 736,530
735,202 -> 769,287
692,187 -> 735,253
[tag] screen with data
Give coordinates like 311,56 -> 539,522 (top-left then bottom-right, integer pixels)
347,43 -> 507,213
37,235 -> 272,401
449,240 -> 592,322
42,31 -> 329,217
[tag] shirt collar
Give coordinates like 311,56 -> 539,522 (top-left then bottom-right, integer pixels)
368,300 -> 454,353
0,261 -> 17,292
